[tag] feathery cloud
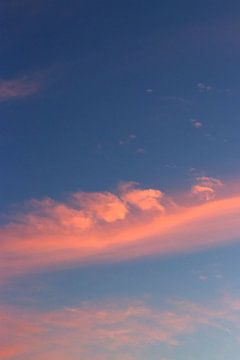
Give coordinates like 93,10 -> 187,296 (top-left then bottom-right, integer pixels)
0,75 -> 43,102
1,295 -> 240,360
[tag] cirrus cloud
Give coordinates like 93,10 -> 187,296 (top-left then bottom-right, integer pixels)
1,295 -> 240,360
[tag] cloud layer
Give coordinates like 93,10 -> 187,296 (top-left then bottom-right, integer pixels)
1,296 -> 240,360
1,179 -> 240,280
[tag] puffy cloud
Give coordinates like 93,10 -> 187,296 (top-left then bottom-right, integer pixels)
0,180 -> 240,281
120,181 -> 165,212
192,176 -> 224,200
73,192 -> 128,223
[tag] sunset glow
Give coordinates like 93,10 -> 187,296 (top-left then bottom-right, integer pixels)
1,1 -> 240,359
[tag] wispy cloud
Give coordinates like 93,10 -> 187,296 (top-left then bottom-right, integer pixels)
159,96 -> 191,105
0,295 -> 240,359
1,179 -> 240,280
197,82 -> 212,92
0,74 -> 43,102
196,82 -> 231,95
191,176 -> 224,200
136,147 -> 146,155
118,134 -> 136,146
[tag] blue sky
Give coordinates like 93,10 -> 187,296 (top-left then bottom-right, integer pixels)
1,1 -> 240,359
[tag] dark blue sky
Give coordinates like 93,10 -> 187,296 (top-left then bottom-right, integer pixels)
1,0 -> 240,209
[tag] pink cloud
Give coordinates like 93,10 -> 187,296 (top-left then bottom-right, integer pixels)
0,75 -> 42,102
0,180 -> 240,281
72,192 -> 128,223
119,181 -> 165,211
0,296 -> 240,360
192,176 -> 224,200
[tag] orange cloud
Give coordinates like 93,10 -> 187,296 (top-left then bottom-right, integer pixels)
120,181 -> 165,211
0,296 -> 239,360
72,192 -> 128,222
0,180 -> 240,280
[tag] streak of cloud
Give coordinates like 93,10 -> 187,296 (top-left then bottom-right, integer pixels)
0,74 -> 43,102
0,180 -> 240,280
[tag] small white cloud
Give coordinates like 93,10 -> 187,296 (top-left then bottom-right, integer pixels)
146,88 -> 153,93
197,82 -> 212,92
119,134 -> 137,145
136,148 -> 146,155
190,119 -> 203,129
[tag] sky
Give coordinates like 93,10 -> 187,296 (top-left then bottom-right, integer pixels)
1,1 -> 240,359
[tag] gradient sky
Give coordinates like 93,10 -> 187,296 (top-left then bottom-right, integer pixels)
1,1 -> 240,359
